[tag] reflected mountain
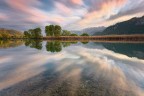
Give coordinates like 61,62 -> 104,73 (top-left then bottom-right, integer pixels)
0,40 -> 24,49
96,43 -> 144,59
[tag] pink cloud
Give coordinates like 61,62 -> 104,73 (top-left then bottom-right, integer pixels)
71,0 -> 83,5
5,0 -> 64,24
5,0 -> 41,16
0,13 -> 8,20
4,0 -> 143,30
55,2 -> 72,15
77,0 -> 127,27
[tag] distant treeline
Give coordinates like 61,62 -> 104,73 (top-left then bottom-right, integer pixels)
24,25 -> 89,39
0,28 -> 23,39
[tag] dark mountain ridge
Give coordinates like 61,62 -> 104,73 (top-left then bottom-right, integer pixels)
94,16 -> 144,35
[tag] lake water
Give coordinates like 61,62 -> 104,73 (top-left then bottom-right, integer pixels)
0,40 -> 144,96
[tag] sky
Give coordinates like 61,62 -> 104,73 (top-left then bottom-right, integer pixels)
0,0 -> 144,31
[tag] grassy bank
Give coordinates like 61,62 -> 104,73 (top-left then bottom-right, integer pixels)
42,35 -> 144,41
1,35 -> 144,42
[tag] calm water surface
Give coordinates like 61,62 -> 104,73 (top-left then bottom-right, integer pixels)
0,40 -> 144,96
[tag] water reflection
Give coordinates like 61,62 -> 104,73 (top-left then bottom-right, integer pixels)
0,40 -> 144,96
25,40 -> 42,50
94,42 -> 144,59
46,41 -> 62,52
25,40 -> 81,52
0,40 -> 23,48
46,41 -> 79,52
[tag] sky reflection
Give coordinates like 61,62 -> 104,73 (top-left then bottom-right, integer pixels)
0,42 -> 144,96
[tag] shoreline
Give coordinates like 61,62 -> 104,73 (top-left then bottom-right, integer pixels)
1,35 -> 144,42
42,35 -> 144,41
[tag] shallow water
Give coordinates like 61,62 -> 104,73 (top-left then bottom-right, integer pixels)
0,40 -> 144,96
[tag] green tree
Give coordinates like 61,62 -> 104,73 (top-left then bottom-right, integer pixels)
45,26 -> 50,36
70,33 -> 78,36
24,28 -> 42,39
62,30 -> 71,36
54,25 -> 61,37
49,25 -> 55,36
24,31 -> 30,38
28,29 -> 34,38
33,28 -> 42,38
81,33 -> 89,36
0,34 -> 2,39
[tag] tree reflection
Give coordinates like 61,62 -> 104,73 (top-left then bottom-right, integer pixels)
25,40 -> 42,50
81,41 -> 89,44
0,40 -> 23,48
24,40 -> 89,52
46,41 -> 81,53
46,41 -> 62,52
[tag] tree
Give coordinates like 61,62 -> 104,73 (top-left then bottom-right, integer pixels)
28,29 -> 34,38
33,28 -> 42,38
62,30 -> 71,36
0,34 -> 2,39
24,28 -> 42,39
70,33 -> 78,36
45,26 -> 50,36
49,25 -> 55,36
54,25 -> 61,36
81,33 -> 89,36
24,31 -> 30,38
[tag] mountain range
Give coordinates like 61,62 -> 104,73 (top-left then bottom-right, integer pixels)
1,16 -> 144,36
94,16 -> 144,35
71,26 -> 105,35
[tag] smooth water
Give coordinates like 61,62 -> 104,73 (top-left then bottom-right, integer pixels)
0,40 -> 144,96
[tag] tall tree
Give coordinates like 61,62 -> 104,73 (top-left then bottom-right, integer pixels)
34,28 -> 42,38
45,26 -> 50,36
24,28 -> 42,39
49,25 -> 54,36
54,25 -> 61,36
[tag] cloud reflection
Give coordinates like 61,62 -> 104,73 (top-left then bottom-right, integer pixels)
0,44 -> 144,95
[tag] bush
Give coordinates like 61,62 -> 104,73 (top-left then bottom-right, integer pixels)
81,33 -> 89,36
70,33 -> 78,36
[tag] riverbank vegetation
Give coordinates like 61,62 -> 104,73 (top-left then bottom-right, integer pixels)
1,25 -> 144,41
24,25 -> 89,39
24,28 -> 42,39
0,28 -> 23,39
